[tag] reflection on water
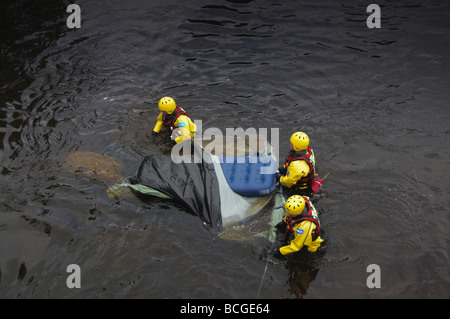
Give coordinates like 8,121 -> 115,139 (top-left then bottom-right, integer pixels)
1,0 -> 450,298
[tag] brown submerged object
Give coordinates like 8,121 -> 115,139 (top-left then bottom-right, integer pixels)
63,151 -> 123,181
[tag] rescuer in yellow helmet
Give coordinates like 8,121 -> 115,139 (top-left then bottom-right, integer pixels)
279,132 -> 317,196
274,195 -> 323,255
151,97 -> 197,146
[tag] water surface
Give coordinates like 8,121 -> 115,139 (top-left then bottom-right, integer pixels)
1,0 -> 449,298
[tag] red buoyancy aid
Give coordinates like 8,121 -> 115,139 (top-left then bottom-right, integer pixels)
163,105 -> 189,130
285,197 -> 321,240
284,145 -> 315,190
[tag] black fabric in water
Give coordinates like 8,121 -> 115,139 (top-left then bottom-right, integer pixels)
130,144 -> 223,230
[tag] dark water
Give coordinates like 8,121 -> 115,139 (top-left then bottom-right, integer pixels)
1,0 -> 449,299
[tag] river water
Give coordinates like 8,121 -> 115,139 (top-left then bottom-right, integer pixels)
1,0 -> 449,299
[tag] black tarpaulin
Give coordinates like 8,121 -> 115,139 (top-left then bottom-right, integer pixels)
130,147 -> 223,230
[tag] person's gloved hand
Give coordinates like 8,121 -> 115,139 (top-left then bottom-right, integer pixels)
151,131 -> 158,143
275,170 -> 281,181
278,166 -> 287,176
270,248 -> 283,259
274,220 -> 287,234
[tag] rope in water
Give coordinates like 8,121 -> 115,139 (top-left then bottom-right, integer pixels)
256,260 -> 269,299
257,242 -> 275,299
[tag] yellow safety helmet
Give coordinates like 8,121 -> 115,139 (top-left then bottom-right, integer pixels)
285,195 -> 305,216
158,96 -> 177,114
290,131 -> 310,151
